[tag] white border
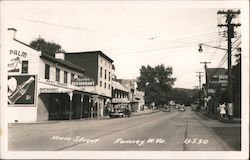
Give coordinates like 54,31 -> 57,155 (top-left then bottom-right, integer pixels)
1,0 -> 249,159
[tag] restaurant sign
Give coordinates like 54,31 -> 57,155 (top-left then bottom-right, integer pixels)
72,76 -> 95,86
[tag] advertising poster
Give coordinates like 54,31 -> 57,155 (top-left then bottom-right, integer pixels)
7,75 -> 36,105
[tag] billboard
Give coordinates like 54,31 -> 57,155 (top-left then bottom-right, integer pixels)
8,75 -> 36,105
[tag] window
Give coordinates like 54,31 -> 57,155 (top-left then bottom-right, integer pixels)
64,71 -> 68,84
21,61 -> 28,74
108,72 -> 111,81
100,81 -> 102,87
71,73 -> 75,83
104,69 -> 107,79
45,64 -> 50,79
104,82 -> 106,88
108,84 -> 110,89
56,68 -> 60,82
100,67 -> 103,78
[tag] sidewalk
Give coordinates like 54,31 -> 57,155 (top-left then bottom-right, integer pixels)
196,110 -> 241,124
9,109 -> 159,125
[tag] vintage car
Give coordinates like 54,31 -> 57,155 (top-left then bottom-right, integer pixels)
163,105 -> 171,112
178,105 -> 185,112
109,107 -> 131,118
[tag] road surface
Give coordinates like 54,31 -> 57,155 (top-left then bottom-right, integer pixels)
8,107 -> 241,151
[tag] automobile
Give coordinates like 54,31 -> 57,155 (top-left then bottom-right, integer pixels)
163,107 -> 171,112
109,107 -> 131,118
178,105 -> 185,112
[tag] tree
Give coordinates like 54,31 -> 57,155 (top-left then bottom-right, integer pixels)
137,64 -> 176,105
29,37 -> 65,57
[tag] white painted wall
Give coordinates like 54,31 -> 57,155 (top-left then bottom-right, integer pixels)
7,34 -> 40,123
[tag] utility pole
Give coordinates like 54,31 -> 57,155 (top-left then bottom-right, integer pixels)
200,62 -> 211,111
200,61 -> 211,85
196,72 -> 204,90
217,10 -> 241,120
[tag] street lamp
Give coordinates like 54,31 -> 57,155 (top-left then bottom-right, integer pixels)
198,43 -> 227,53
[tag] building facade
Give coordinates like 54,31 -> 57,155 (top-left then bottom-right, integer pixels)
65,51 -> 114,117
7,28 -> 98,123
116,79 -> 145,112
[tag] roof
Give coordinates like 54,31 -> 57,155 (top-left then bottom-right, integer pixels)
14,38 -> 86,74
66,51 -> 114,63
112,81 -> 129,92
40,53 -> 85,73
207,68 -> 227,78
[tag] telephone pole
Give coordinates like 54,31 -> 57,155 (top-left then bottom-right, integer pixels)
217,10 -> 241,118
196,72 -> 204,90
200,61 -> 211,85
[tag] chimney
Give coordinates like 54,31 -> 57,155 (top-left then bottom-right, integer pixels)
8,28 -> 17,39
55,52 -> 65,60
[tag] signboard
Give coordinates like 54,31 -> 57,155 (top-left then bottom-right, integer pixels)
72,76 -> 95,86
8,49 -> 28,73
39,82 -> 72,94
8,75 -> 36,105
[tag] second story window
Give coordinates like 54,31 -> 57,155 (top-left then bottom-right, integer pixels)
71,73 -> 75,83
64,71 -> 68,84
105,69 -> 107,79
21,61 -> 28,74
56,68 -> 60,82
45,64 -> 50,79
100,67 -> 103,78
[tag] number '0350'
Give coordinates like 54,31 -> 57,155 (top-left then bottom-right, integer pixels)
184,138 -> 208,144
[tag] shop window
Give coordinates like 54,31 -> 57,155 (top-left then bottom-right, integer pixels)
56,68 -> 60,82
21,61 -> 28,74
45,64 -> 50,79
105,69 -> 107,79
64,71 -> 68,84
100,67 -> 103,78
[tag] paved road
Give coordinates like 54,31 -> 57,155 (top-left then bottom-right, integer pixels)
8,107 -> 241,151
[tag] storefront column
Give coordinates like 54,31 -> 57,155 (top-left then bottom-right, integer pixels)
68,91 -> 73,120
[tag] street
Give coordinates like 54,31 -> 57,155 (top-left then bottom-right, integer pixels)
8,107 -> 241,151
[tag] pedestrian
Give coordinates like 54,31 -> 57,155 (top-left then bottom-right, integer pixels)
227,103 -> 234,121
219,102 -> 226,119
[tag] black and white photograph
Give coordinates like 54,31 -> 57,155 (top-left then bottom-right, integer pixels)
0,0 -> 249,159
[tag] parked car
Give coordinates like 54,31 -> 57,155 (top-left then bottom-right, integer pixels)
163,107 -> 171,112
109,107 -> 131,118
178,105 -> 185,112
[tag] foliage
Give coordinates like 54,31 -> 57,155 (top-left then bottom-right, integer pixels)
137,64 -> 176,105
29,37 -> 65,57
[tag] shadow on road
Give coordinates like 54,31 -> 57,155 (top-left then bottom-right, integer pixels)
211,127 -> 241,151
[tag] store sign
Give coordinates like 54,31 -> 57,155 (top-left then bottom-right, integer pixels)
45,79 -> 67,87
39,82 -> 72,93
112,98 -> 129,103
208,89 -> 215,94
72,76 -> 95,86
8,75 -> 36,105
8,49 -> 28,73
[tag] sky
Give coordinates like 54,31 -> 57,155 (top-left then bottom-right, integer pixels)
1,1 -> 243,89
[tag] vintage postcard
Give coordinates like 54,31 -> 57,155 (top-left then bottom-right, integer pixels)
0,0 -> 249,159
